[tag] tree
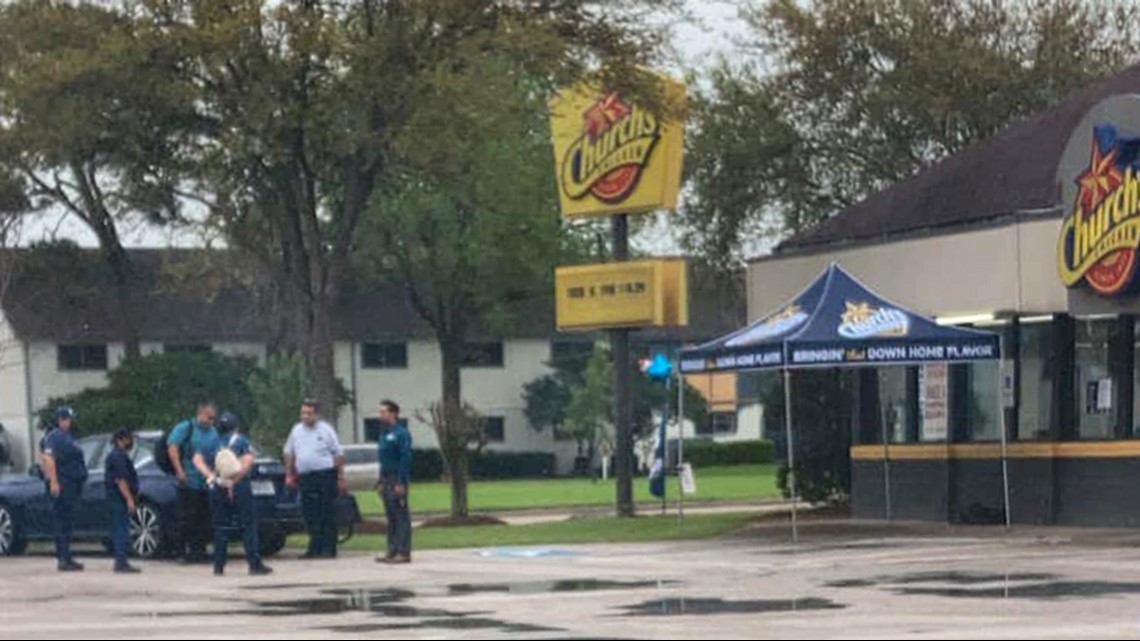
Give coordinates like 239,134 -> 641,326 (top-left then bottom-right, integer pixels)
681,0 -> 1140,268
762,369 -> 852,504
524,344 -> 709,470
0,1 -> 194,359
563,348 -> 616,465
38,351 -> 261,436
247,353 -> 309,457
125,0 -> 667,418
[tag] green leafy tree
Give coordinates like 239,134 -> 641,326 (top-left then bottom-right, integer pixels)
682,0 -> 1140,269
524,345 -> 709,468
246,353 -> 309,457
38,351 -> 261,436
762,369 -> 853,504
0,1 -> 194,359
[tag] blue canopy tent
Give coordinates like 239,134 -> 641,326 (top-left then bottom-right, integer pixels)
679,263 -> 1003,539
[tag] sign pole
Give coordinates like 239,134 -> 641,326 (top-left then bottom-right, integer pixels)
612,213 -> 635,518
677,366 -> 685,527
783,367 -> 798,544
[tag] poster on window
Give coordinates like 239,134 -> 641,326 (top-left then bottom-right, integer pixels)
921,363 -> 949,441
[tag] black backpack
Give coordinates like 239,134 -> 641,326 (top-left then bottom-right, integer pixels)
154,420 -> 193,476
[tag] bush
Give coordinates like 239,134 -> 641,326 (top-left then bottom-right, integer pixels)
676,439 -> 774,467
470,451 -> 556,479
405,449 -> 555,482
39,351 -> 261,435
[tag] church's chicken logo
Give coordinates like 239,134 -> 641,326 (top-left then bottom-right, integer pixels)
559,92 -> 661,204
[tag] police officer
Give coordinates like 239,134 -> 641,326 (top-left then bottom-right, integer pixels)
105,428 -> 141,574
41,406 -> 87,572
167,401 -> 221,564
194,412 -> 272,577
284,399 -> 345,559
375,400 -> 412,564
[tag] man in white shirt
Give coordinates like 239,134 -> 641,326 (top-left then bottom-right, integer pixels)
284,399 -> 346,559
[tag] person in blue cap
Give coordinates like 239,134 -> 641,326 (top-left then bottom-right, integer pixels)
104,428 -> 141,574
374,399 -> 412,564
194,411 -> 272,577
40,406 -> 87,572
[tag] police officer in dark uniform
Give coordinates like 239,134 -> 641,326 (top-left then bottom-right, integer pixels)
194,412 -> 272,577
105,428 -> 141,574
41,406 -> 87,572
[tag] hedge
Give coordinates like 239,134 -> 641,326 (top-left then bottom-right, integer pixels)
670,439 -> 774,467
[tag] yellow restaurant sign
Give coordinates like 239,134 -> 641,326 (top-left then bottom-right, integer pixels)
556,260 -> 689,331
549,74 -> 685,219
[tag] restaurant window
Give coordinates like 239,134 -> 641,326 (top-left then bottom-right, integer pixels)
58,344 -> 108,371
1075,318 -> 1113,439
1018,320 -> 1053,440
966,361 -> 1000,441
878,367 -> 911,443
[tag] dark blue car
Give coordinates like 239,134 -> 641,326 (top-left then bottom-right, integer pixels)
0,431 -> 354,559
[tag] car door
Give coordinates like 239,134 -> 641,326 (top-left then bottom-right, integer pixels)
75,437 -> 109,536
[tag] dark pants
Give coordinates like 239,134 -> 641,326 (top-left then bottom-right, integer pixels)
300,469 -> 338,557
52,482 -> 80,565
382,480 -> 411,558
177,487 -> 210,559
210,482 -> 261,571
108,498 -> 130,567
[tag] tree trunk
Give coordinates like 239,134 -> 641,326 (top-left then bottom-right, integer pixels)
104,244 -> 141,360
440,337 -> 469,519
445,450 -> 469,519
308,288 -> 338,421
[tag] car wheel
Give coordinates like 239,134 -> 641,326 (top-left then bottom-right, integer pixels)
0,503 -> 26,556
259,529 -> 287,557
130,501 -> 165,559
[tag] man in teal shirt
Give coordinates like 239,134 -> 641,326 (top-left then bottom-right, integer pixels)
167,402 -> 221,564
375,400 -> 412,564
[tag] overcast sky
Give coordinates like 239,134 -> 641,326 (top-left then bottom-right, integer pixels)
14,0 -> 753,252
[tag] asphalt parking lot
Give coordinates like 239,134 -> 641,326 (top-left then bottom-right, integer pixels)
2,521 -> 1140,639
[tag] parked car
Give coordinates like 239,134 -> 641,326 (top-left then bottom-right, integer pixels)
0,431 -> 360,559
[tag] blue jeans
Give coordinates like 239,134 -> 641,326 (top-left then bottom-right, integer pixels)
108,498 -> 130,567
52,482 -> 80,565
210,482 -> 261,570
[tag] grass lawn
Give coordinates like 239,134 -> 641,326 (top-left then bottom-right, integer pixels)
291,511 -> 757,552
355,464 -> 780,517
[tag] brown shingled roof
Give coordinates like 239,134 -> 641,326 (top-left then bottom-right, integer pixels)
776,64 -> 1140,254
0,248 -> 744,344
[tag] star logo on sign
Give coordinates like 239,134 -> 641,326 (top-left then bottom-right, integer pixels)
1076,144 -> 1123,213
841,301 -> 875,326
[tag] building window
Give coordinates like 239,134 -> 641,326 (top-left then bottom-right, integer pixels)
364,418 -> 383,443
551,340 -> 593,366
462,341 -> 504,368
165,343 -> 212,354
696,412 -> 737,437
1076,317 -> 1113,439
1018,320 -> 1054,440
483,416 -> 505,442
58,344 -> 108,371
362,342 -> 408,369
